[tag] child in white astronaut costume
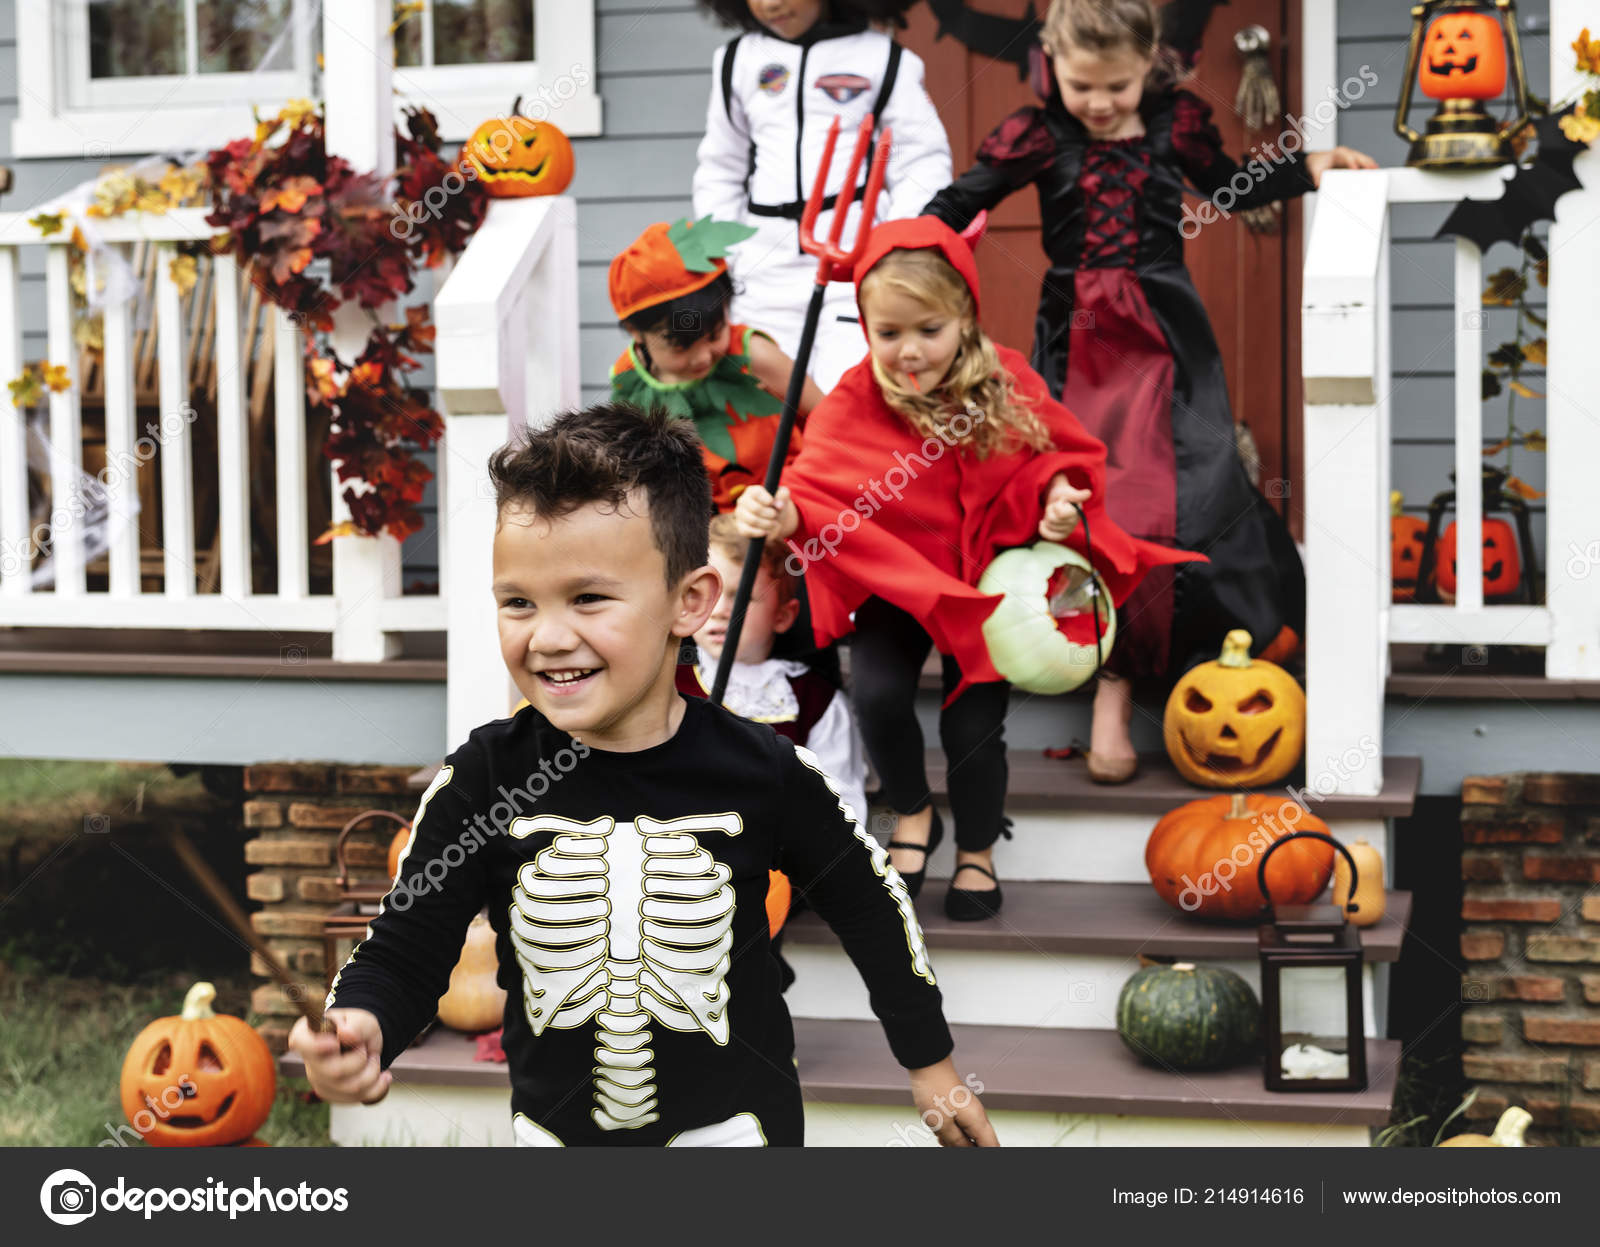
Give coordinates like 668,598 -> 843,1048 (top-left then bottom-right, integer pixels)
692,0 -> 952,392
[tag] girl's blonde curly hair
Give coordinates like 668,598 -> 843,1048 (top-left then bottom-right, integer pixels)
859,248 -> 1054,461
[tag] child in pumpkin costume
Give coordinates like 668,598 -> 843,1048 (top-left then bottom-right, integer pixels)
736,216 -> 1201,921
609,216 -> 824,514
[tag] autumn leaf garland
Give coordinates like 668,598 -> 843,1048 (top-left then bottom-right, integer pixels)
206,101 -> 488,541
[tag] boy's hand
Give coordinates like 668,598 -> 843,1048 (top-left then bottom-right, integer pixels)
288,1008 -> 392,1105
1039,472 -> 1092,543
733,483 -> 796,540
1305,146 -> 1379,187
908,1057 -> 999,1147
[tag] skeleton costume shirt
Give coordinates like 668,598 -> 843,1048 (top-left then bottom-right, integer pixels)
327,695 -> 948,1147
692,21 -> 951,391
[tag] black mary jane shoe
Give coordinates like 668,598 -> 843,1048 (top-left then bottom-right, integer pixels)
944,862 -> 1003,922
886,807 -> 943,900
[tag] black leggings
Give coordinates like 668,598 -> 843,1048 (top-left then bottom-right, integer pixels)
849,597 -> 1012,852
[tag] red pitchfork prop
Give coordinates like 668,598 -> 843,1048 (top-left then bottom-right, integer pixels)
711,115 -> 892,705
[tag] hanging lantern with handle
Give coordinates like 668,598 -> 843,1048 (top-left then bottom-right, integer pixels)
1394,0 -> 1531,168
1257,831 -> 1369,1093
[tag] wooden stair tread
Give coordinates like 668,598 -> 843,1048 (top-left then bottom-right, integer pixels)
920,750 -> 1421,818
783,881 -> 1410,962
282,1020 -> 1400,1126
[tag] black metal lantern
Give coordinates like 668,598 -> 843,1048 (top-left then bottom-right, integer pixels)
1415,465 -> 1539,606
1257,832 -> 1368,1093
320,809 -> 410,988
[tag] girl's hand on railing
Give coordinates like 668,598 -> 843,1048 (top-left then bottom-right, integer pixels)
1306,146 -> 1379,188
1039,472 -> 1092,543
733,484 -> 799,541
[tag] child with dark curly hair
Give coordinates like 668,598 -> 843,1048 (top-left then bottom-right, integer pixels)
693,1 -> 951,391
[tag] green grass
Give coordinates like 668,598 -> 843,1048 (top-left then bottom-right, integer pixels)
0,759 -> 206,846
0,971 -> 330,1147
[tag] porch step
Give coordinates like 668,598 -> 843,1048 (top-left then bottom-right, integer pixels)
910,749 -> 1421,819
283,1019 -> 1398,1146
784,880 -> 1410,961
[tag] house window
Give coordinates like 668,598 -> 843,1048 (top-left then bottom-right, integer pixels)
69,0 -> 311,110
11,0 -> 600,159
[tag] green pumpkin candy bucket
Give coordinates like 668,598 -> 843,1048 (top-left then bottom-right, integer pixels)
978,540 -> 1115,695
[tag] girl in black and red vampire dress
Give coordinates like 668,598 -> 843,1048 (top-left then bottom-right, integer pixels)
925,0 -> 1375,783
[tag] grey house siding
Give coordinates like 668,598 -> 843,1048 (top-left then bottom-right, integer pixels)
1336,0 -> 1552,568
0,0 -> 729,593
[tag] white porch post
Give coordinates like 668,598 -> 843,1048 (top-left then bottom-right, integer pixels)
323,0 -> 401,662
1302,170 -> 1391,797
1544,0 -> 1600,678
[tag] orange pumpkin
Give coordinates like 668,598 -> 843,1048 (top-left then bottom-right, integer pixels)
1391,492 -> 1428,602
1145,793 -> 1335,921
461,98 -> 575,198
766,869 -> 792,938
1436,518 -> 1521,599
387,824 -> 411,879
1419,11 -> 1508,101
436,912 -> 507,1032
1163,630 -> 1306,789
119,982 -> 276,1147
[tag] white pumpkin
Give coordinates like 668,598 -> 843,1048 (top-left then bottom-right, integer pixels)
978,542 -> 1116,695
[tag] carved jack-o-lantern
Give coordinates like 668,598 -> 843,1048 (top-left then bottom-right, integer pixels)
1419,11 -> 1508,100
1437,518 -> 1522,599
1391,493 -> 1429,602
1164,630 -> 1307,790
977,542 -> 1115,694
119,983 -> 276,1147
461,98 -> 575,198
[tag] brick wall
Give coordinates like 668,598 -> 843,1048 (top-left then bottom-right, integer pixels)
1459,773 -> 1600,1145
242,762 -> 423,1053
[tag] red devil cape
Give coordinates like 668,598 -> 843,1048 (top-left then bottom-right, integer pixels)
784,218 -> 1202,705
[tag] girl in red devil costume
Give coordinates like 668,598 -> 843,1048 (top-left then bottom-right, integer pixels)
735,217 -> 1198,920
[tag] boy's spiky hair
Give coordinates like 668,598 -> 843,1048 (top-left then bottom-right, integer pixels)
488,403 -> 714,588
698,0 -> 920,31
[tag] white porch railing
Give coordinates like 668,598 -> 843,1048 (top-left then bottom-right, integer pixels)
1304,134 -> 1600,795
435,196 -> 580,750
0,207 -> 447,649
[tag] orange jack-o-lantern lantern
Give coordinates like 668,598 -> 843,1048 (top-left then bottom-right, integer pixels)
1164,630 -> 1307,789
119,982 -> 276,1147
1418,10 -> 1508,101
387,824 -> 410,879
1437,518 -> 1521,598
461,98 -> 575,198
1391,493 -> 1429,602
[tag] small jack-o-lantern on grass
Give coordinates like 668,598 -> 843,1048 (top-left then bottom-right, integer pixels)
1436,517 -> 1522,601
119,982 -> 276,1147
1163,630 -> 1306,789
1391,492 -> 1429,602
1419,10 -> 1508,101
461,98 -> 575,198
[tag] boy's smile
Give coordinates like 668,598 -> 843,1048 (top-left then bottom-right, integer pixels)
493,494 -> 717,752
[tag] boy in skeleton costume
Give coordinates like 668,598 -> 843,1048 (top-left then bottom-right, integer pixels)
295,404 -> 993,1148
693,0 -> 952,391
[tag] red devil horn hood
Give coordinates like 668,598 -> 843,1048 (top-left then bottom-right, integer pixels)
852,216 -> 981,329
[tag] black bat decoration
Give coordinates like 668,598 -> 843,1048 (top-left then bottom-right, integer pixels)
1435,107 -> 1590,252
925,0 -> 1042,77
926,0 -> 1228,79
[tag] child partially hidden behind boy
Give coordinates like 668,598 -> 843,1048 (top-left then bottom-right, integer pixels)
291,404 -> 994,1148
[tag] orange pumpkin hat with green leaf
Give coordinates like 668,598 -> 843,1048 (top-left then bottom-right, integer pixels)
608,216 -> 756,323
